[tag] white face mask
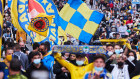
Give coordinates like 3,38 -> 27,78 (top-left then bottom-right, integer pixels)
76,60 -> 84,66
33,59 -> 41,64
108,51 -> 113,56
120,49 -> 123,52
128,56 -> 135,61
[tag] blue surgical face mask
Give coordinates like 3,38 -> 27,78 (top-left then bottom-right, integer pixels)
33,59 -> 41,64
95,66 -> 104,72
115,49 -> 120,54
76,60 -> 84,66
112,25 -> 115,27
112,16 -> 115,18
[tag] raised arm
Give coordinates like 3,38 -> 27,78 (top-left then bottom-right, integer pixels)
54,53 -> 74,71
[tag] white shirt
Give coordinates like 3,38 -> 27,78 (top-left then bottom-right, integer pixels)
118,25 -> 127,35
4,5 -> 8,10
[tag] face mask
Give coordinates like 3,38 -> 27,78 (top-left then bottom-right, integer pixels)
118,62 -> 124,67
76,60 -> 84,66
7,30 -> 10,33
115,49 -> 120,54
112,16 -> 114,18
108,51 -> 113,56
95,66 -> 104,72
33,59 -> 41,64
6,55 -> 12,62
40,51 -> 46,55
128,56 -> 135,61
21,47 -> 25,53
112,25 -> 115,27
120,49 -> 123,52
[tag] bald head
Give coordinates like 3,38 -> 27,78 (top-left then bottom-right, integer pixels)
19,42 -> 25,48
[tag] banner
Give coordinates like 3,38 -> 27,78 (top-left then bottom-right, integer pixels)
0,0 -> 3,58
132,0 -> 140,4
11,0 -> 59,45
53,45 -> 106,54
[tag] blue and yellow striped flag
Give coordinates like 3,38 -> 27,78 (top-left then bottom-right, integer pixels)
0,0 -> 3,58
59,0 -> 104,43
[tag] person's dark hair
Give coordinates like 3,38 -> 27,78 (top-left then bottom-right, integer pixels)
7,38 -> 14,43
127,51 -> 137,63
128,15 -> 132,18
106,44 -> 114,48
2,37 -> 5,45
131,32 -> 136,35
10,58 -> 21,71
76,54 -> 86,58
129,33 -> 133,37
40,41 -> 50,52
45,41 -> 50,51
14,43 -> 21,50
131,46 -> 137,50
5,47 -> 13,54
33,42 -> 40,50
93,55 -> 105,63
132,38 -> 138,45
30,51 -> 40,59
6,38 -> 15,47
64,41 -> 72,45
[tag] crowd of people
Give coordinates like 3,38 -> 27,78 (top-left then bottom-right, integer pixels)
0,0 -> 140,79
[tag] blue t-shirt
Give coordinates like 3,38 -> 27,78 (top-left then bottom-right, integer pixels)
0,62 -> 9,79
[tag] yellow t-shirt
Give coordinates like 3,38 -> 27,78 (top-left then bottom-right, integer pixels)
54,53 -> 94,79
132,75 -> 140,79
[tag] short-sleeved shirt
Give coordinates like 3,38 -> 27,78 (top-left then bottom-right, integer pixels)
0,61 -> 9,79
9,74 -> 27,79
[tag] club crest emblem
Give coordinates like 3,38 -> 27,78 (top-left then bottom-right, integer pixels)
83,46 -> 90,53
31,17 -> 49,32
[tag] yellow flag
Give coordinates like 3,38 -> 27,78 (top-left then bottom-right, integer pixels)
28,13 -> 53,37
0,0 -> 3,58
11,0 -> 24,32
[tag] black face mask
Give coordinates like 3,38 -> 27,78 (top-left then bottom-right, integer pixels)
40,51 -> 46,55
7,30 -> 10,33
118,62 -> 124,67
21,47 -> 25,53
